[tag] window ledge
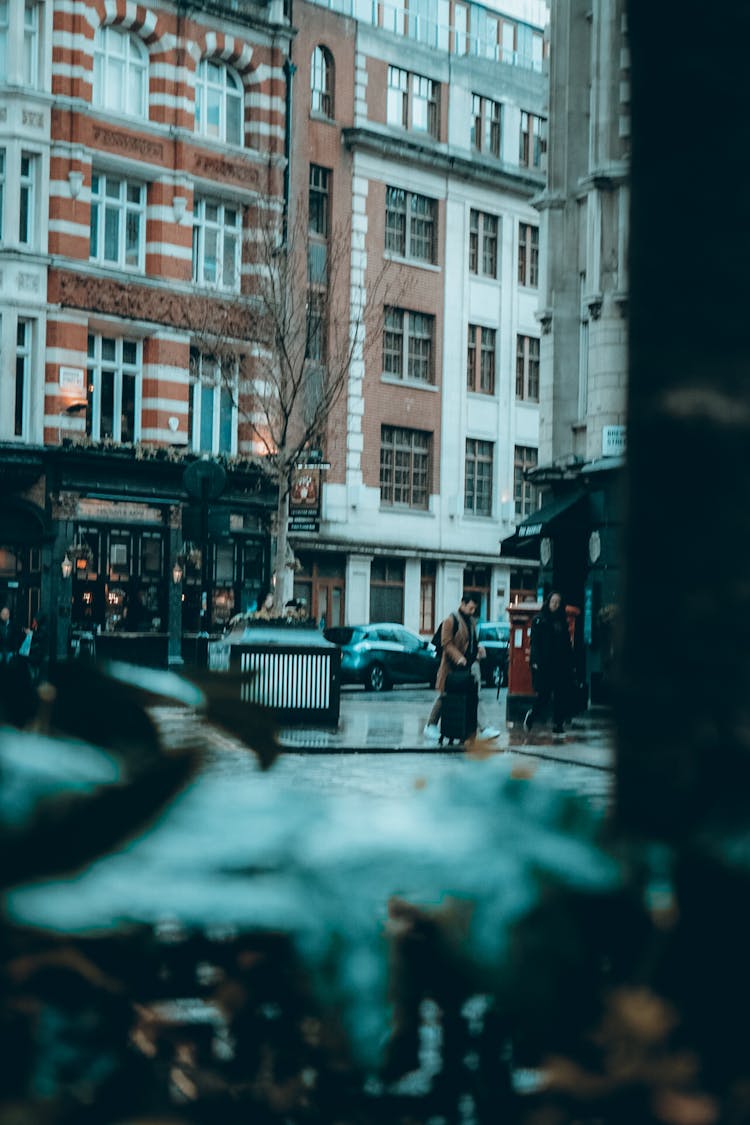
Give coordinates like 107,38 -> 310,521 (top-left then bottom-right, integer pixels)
468,271 -> 500,284
383,252 -> 441,273
379,505 -> 434,516
467,389 -> 497,398
310,111 -> 335,125
380,375 -> 439,391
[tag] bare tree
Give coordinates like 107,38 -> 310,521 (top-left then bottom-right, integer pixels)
189,202 -> 394,615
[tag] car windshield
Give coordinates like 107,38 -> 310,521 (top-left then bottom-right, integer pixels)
324,627 -> 361,645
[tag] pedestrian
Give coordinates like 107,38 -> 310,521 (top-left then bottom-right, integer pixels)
28,614 -> 49,683
523,591 -> 576,736
254,592 -> 276,620
0,605 -> 21,664
423,592 -> 500,742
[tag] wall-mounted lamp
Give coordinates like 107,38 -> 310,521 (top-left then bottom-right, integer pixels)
172,196 -> 187,224
68,170 -> 84,200
61,553 -> 73,579
171,560 -> 184,585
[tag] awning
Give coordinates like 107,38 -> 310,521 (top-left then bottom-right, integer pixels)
500,490 -> 587,558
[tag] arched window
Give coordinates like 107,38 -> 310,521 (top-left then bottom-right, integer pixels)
93,25 -> 148,118
195,59 -> 243,146
311,46 -> 333,118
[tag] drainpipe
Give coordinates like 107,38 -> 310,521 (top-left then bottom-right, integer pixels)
283,55 -> 297,247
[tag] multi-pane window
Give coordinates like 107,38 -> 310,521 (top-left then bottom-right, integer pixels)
305,289 -> 326,363
466,324 -> 496,395
15,319 -> 32,438
86,335 -> 141,443
192,198 -> 241,290
380,425 -> 431,509
23,0 -> 39,86
384,187 -> 436,263
386,66 -> 438,137
93,26 -> 148,118
90,173 -> 144,269
19,152 -> 35,246
464,438 -> 493,516
189,350 -> 236,455
195,59 -> 243,146
514,445 -> 538,520
471,94 -> 501,157
308,164 -> 330,237
383,307 -> 434,383
515,334 -> 540,400
311,46 -> 333,117
518,223 -> 539,287
519,111 -> 547,169
469,209 -> 498,278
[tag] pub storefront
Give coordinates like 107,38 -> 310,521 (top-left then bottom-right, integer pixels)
0,444 -> 275,669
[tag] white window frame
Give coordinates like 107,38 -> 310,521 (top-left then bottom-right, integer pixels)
89,172 -> 145,270
19,150 -> 35,247
86,334 -> 142,443
0,148 -> 5,242
195,59 -> 243,146
14,316 -> 33,439
23,0 -> 38,86
311,45 -> 333,118
93,25 -> 148,118
189,352 -> 238,456
192,197 -> 242,291
0,0 -> 8,82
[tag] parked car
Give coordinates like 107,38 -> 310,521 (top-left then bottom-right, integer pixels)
323,623 -> 439,692
477,621 -> 510,687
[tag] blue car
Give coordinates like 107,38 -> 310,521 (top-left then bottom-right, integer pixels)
324,623 -> 439,692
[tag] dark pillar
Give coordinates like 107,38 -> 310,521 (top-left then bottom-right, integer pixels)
53,519 -> 73,664
617,0 -> 750,840
167,517 -> 183,667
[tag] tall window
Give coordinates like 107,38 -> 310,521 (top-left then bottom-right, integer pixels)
86,335 -> 141,443
311,46 -> 333,118
380,425 -> 431,509
518,223 -> 539,287
471,94 -> 501,157
195,59 -> 243,146
192,198 -> 241,290
189,350 -> 236,455
384,187 -> 436,263
19,152 -> 35,246
0,149 -> 4,240
93,26 -> 148,118
0,1 -> 7,80
90,173 -> 144,269
383,307 -> 434,383
308,164 -> 330,237
469,209 -> 498,278
386,66 -> 438,137
15,319 -> 32,438
514,445 -> 538,519
23,0 -> 39,86
464,438 -> 493,516
516,334 -> 540,400
466,324 -> 496,394
370,559 -> 405,623
520,111 -> 547,169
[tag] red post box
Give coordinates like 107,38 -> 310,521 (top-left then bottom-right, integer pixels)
506,601 -> 581,724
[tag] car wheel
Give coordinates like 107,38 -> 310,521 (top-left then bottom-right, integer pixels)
367,663 -> 389,692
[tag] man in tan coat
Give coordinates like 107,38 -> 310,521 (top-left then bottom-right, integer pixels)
423,592 -> 500,742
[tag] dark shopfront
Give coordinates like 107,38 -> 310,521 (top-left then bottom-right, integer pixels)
0,445 -> 274,669
500,460 -> 624,704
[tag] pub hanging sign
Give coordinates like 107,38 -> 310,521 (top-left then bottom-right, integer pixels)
289,466 -> 321,533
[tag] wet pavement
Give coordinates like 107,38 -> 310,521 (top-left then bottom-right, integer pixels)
150,687 -> 615,812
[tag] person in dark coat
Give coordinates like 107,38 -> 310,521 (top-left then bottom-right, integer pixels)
524,591 -> 576,735
0,606 -> 21,663
28,614 -> 49,682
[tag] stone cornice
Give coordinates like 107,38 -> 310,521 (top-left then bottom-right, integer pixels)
342,127 -> 545,196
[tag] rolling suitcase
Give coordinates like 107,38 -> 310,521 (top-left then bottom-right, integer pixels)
439,674 -> 478,745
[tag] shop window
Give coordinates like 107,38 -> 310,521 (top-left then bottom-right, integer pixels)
370,557 -> 404,623
463,565 -> 489,620
140,532 -> 163,577
108,531 -> 131,579
214,542 -> 235,584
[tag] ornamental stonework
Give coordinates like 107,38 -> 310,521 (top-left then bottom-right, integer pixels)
92,125 -> 165,161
